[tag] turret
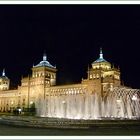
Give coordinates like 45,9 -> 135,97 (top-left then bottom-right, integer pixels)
32,52 -> 57,86
0,69 -> 10,90
85,48 -> 121,95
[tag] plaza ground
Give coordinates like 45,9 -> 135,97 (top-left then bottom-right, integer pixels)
0,123 -> 140,136
0,115 -> 140,135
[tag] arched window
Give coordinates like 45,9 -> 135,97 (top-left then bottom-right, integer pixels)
90,74 -> 92,79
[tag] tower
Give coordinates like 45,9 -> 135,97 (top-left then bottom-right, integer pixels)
0,69 -> 10,90
86,48 -> 121,95
32,52 -> 57,87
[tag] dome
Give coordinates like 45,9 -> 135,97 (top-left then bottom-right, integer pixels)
93,57 -> 108,63
0,69 -> 9,79
92,48 -> 109,64
0,76 -> 8,79
92,48 -> 111,69
34,53 -> 56,69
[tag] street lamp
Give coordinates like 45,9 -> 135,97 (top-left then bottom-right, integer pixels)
30,101 -> 33,105
16,108 -> 22,114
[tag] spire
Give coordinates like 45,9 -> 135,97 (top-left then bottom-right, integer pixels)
99,48 -> 103,59
43,51 -> 47,61
2,69 -> 5,76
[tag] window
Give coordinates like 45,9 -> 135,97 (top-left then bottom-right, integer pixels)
103,85 -> 106,91
90,74 -> 92,79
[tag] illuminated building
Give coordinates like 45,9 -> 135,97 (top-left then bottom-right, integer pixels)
0,48 -> 140,119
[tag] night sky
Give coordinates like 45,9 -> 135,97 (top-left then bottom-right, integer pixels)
0,5 -> 140,88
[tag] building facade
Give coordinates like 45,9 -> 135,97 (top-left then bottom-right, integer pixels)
0,49 -> 140,119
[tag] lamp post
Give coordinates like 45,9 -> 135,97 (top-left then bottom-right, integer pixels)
30,101 -> 33,111
30,101 -> 33,105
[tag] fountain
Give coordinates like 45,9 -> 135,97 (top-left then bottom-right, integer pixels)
106,87 -> 140,119
36,87 -> 140,120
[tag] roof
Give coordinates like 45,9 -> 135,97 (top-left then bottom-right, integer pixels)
34,53 -> 56,69
0,75 -> 9,80
0,69 -> 9,79
93,57 -> 108,63
92,48 -> 109,64
34,60 -> 55,68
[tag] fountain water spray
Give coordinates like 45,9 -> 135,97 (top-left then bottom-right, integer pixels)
37,87 -> 140,120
